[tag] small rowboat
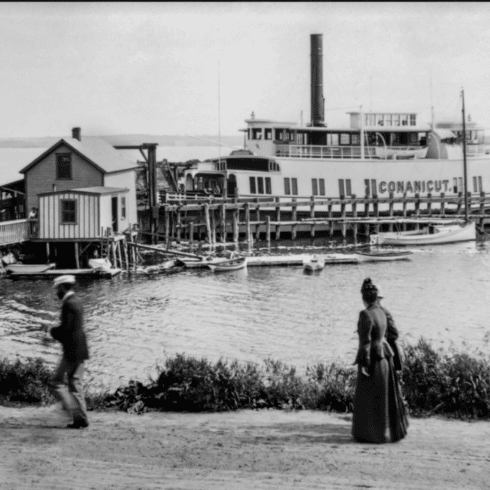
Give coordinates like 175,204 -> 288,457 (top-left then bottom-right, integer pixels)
5,263 -> 56,274
303,255 -> 325,271
88,257 -> 112,273
354,250 -> 412,263
208,256 -> 247,272
180,256 -> 228,269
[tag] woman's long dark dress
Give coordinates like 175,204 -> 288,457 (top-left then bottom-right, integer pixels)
352,303 -> 408,443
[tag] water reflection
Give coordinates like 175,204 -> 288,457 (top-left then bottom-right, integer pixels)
1,240 -> 490,390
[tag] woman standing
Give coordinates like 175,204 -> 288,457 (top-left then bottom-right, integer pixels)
352,278 -> 408,443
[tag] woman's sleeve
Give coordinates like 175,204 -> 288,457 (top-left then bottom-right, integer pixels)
383,307 -> 399,341
355,310 -> 372,367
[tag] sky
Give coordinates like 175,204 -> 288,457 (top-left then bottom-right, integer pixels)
1,2 -> 490,138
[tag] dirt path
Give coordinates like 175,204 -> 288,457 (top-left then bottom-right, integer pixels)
1,406 -> 489,489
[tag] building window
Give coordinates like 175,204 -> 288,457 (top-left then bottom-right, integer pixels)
265,177 -> 272,194
250,176 -> 256,194
319,178 -> 325,196
251,128 -> 262,140
291,178 -> 298,195
121,196 -> 126,220
351,134 -> 360,145
265,129 -> 272,140
284,178 -> 291,195
312,178 -> 318,196
401,114 -> 408,126
61,199 -> 76,224
410,114 -> 416,126
275,129 -> 283,141
56,153 -> 72,180
257,176 -> 264,194
327,133 -> 339,146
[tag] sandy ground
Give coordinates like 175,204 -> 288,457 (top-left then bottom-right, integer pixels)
0,406 -> 489,490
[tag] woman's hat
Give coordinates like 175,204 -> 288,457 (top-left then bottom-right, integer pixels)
53,275 -> 76,288
361,277 -> 378,294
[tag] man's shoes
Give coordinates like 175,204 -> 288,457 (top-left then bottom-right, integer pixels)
67,420 -> 89,429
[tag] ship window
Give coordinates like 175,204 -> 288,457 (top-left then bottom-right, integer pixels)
384,114 -> 392,126
351,134 -> 360,145
375,114 -> 382,126
289,131 -> 295,142
453,178 -> 458,193
364,179 -> 370,196
312,178 -> 318,196
340,134 -> 350,145
319,178 -> 325,196
61,199 -> 77,224
393,114 -> 400,126
250,176 -> 257,194
327,133 -> 339,146
292,178 -> 298,195
265,177 -> 272,194
459,177 -> 463,193
401,114 -> 408,126
479,176 -> 483,192
251,128 -> 262,140
275,129 -> 283,141
339,179 -> 345,197
410,114 -> 416,126
257,176 -> 264,194
284,178 -> 291,195
265,129 -> 272,140
473,176 -> 478,193
346,179 -> 352,196
56,153 -> 72,180
371,179 -> 377,196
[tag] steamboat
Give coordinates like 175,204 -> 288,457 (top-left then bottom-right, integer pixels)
183,35 -> 488,218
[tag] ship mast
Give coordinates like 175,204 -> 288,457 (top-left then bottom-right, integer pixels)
461,89 -> 469,223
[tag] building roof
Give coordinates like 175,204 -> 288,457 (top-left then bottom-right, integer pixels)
20,137 -> 138,174
38,186 -> 129,197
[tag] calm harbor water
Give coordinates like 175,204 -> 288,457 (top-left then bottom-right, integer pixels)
1,239 -> 490,390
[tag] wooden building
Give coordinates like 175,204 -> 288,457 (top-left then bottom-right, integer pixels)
20,127 -> 138,226
19,128 -> 139,268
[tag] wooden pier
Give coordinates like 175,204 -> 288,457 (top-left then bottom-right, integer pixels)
148,191 -> 490,247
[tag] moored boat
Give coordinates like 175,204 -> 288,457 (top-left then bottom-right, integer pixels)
370,221 -> 476,246
208,256 -> 247,272
5,263 -> 56,274
88,257 -> 112,273
182,34 -> 489,223
354,250 -> 412,262
303,255 -> 325,271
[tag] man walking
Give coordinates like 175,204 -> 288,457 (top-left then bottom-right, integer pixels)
48,275 -> 89,429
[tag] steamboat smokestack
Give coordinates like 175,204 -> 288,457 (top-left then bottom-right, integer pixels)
310,34 -> 325,127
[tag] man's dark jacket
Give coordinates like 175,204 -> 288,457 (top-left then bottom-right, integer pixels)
50,294 -> 89,362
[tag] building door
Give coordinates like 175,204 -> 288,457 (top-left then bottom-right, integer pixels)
112,196 -> 118,233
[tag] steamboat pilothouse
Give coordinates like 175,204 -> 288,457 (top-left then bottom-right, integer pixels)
184,34 -> 489,206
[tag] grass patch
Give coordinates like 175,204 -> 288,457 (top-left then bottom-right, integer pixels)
1,338 -> 490,420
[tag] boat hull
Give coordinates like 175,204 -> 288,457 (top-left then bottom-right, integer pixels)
5,263 -> 56,274
354,251 -> 412,262
208,257 -> 247,272
371,222 -> 476,246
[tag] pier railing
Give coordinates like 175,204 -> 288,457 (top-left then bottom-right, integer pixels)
155,191 -> 490,246
0,219 -> 29,246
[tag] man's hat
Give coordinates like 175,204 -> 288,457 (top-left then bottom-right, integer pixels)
53,275 -> 76,288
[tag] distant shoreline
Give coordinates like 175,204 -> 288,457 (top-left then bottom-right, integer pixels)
0,134 -> 243,149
